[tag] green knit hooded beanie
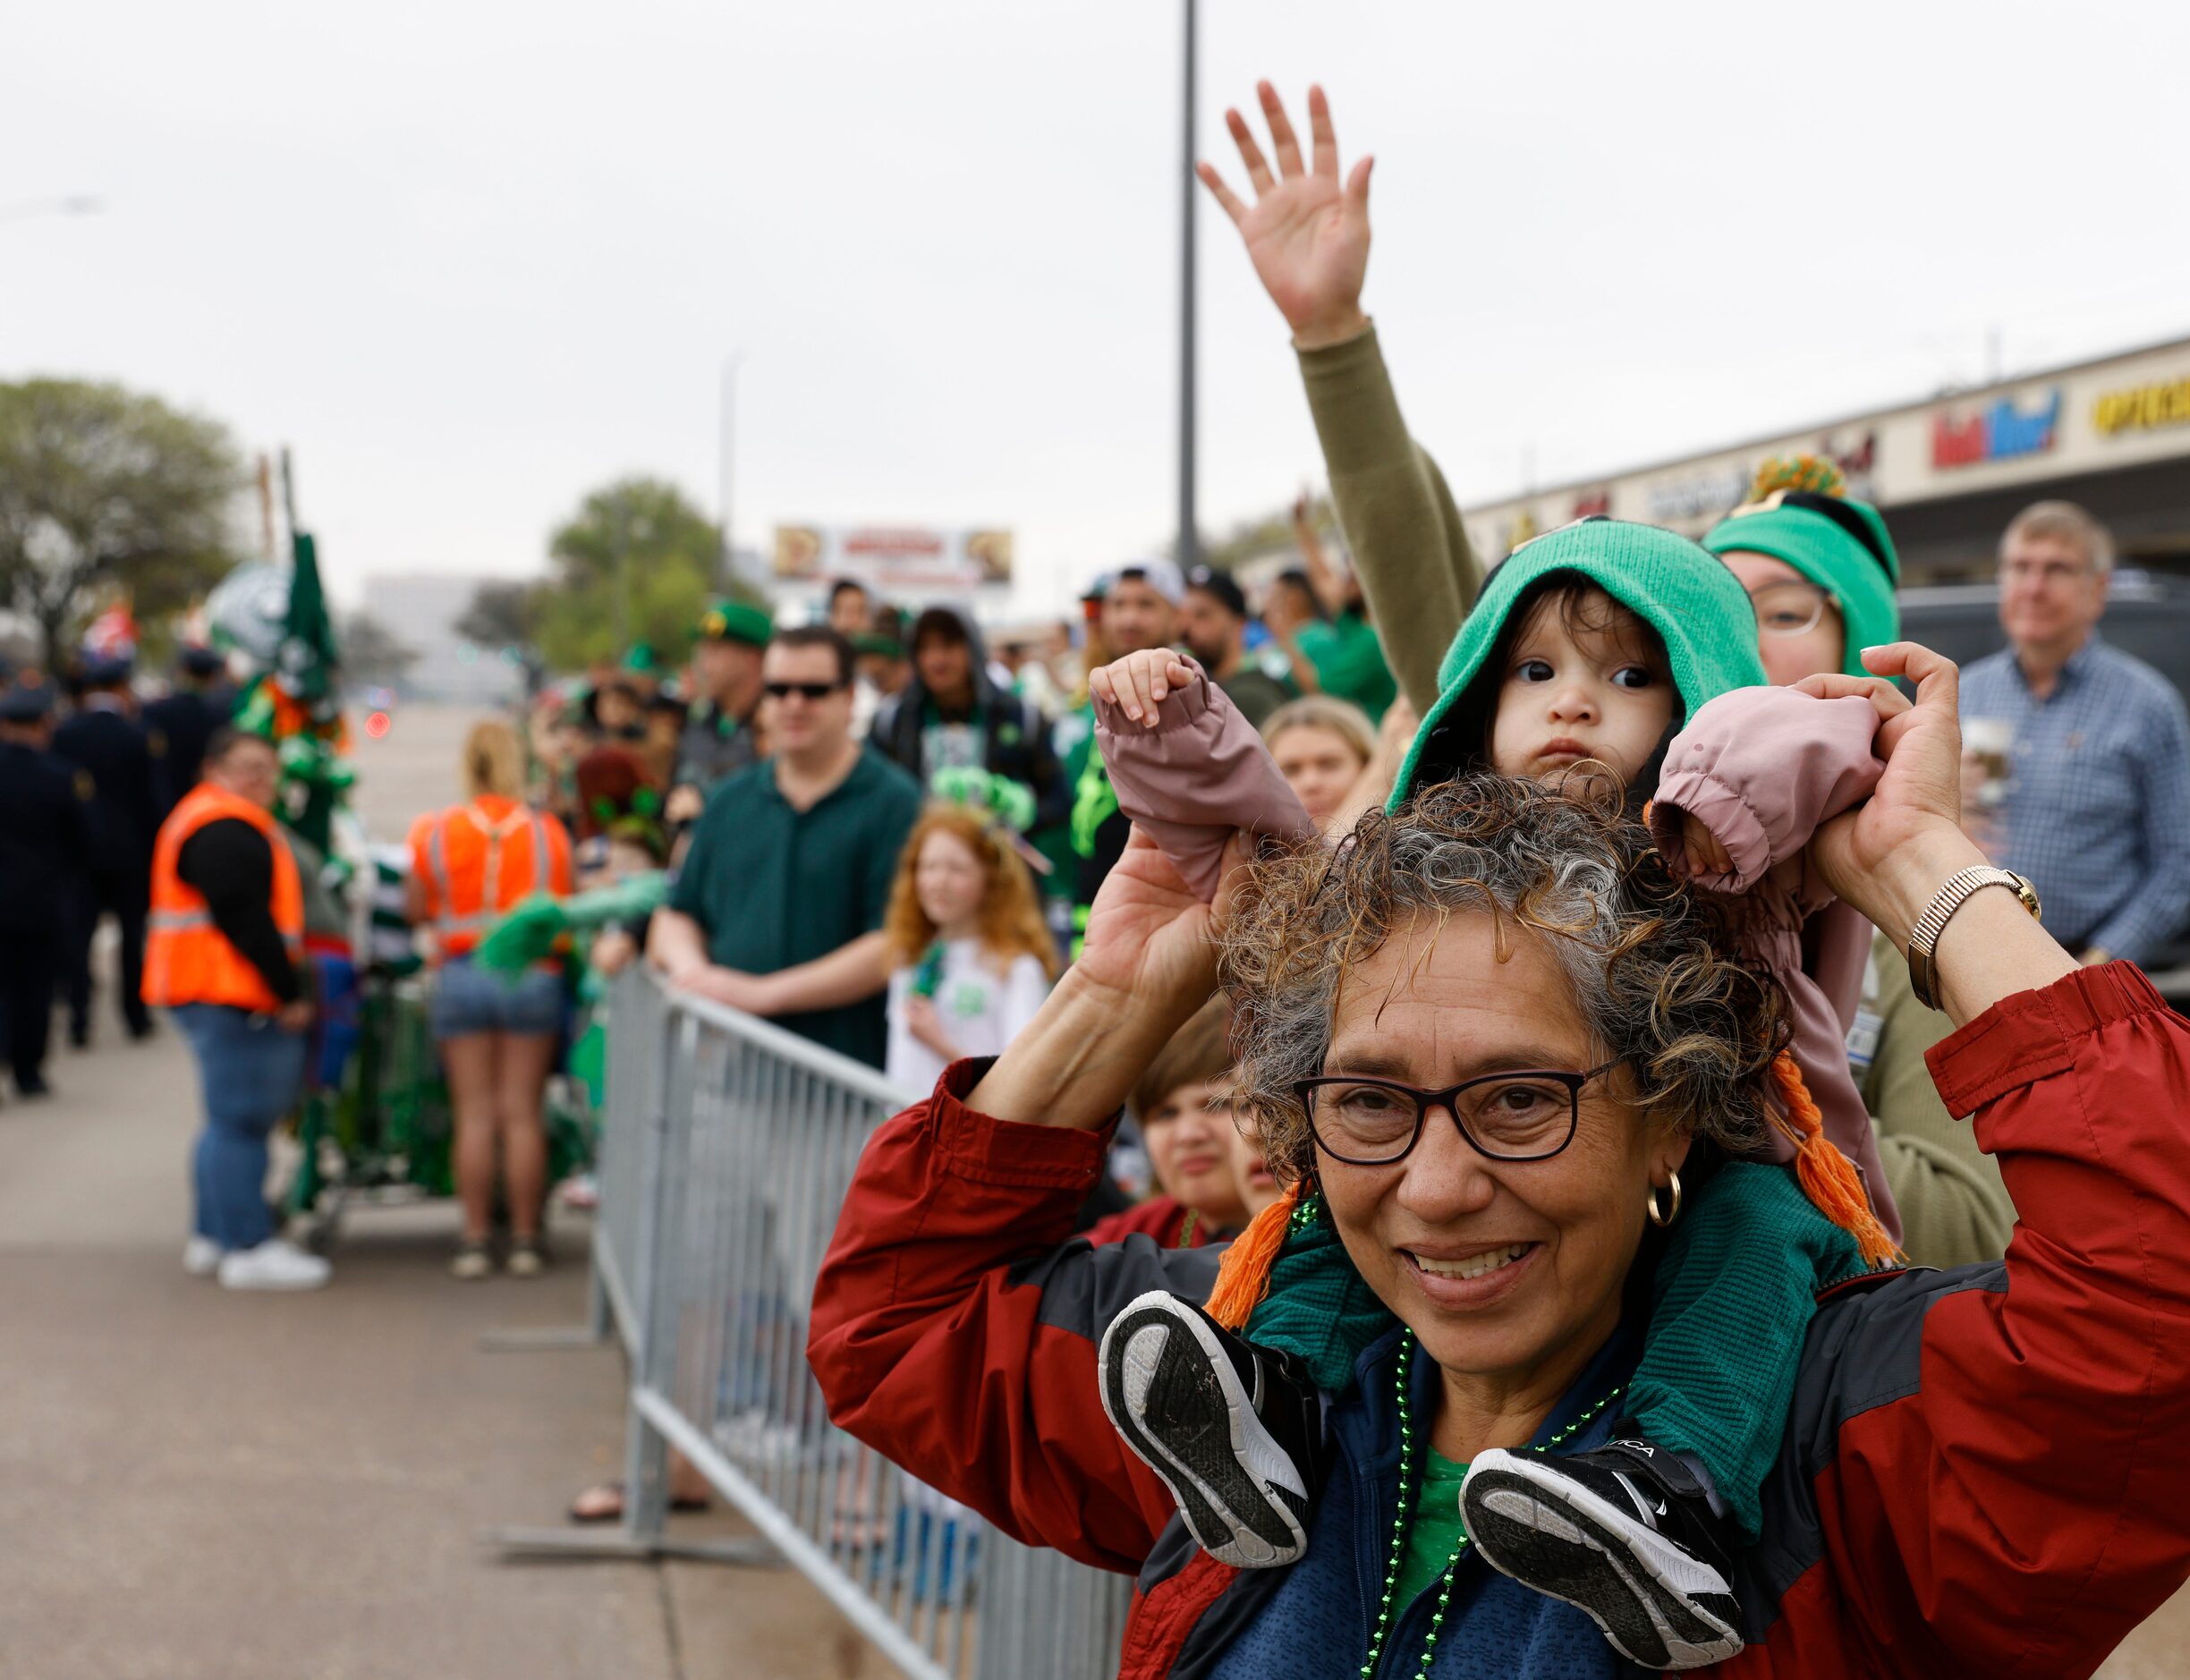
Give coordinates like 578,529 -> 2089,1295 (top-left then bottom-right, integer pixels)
1392,518 -> 1767,808
1702,457 -> 1901,677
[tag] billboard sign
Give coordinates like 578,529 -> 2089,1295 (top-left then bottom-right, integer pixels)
772,525 -> 1013,592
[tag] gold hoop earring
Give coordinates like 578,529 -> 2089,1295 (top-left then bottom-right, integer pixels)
1646,1171 -> 1683,1228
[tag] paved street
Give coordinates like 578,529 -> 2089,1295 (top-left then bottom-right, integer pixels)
0,698 -> 2181,1678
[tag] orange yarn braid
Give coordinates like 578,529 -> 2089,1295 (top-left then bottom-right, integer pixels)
1204,1179 -> 1302,1331
1768,1051 -> 1901,1269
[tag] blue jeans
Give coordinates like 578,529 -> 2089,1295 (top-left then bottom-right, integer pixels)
173,1004 -> 309,1251
430,956 -> 564,1039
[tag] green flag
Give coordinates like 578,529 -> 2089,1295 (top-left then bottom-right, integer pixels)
276,530 -> 341,703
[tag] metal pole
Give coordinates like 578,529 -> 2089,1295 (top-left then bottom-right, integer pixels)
720,356 -> 741,587
614,502 -> 631,655
1177,0 -> 1199,573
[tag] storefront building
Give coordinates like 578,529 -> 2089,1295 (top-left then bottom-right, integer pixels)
1463,334 -> 2190,580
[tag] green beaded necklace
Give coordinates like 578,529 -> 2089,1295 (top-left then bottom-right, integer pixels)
1361,1337 -> 1626,1680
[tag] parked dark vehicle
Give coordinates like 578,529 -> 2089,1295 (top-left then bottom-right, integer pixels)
1900,570 -> 2190,997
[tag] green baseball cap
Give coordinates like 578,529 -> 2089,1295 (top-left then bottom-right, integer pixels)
1393,519 -> 1768,807
697,598 -> 774,648
1703,492 -> 1901,677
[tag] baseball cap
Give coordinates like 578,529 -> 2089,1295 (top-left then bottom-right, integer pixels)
1184,564 -> 1248,618
0,673 -> 56,721
697,598 -> 775,649
79,652 -> 133,687
1099,557 -> 1185,607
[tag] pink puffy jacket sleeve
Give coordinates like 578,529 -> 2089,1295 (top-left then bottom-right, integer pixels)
1645,688 -> 1883,891
1646,686 -> 1903,1242
1093,658 -> 1317,903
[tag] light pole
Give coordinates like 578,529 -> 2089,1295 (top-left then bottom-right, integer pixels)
1177,0 -> 1200,573
0,195 -> 101,226
719,353 -> 743,587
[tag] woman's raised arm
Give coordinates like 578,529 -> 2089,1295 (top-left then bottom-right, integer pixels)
1766,643 -> 2190,1671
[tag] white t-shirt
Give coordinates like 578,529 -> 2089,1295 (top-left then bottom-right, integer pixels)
885,941 -> 1053,1093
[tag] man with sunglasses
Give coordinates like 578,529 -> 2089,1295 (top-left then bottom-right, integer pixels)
649,625 -> 921,1068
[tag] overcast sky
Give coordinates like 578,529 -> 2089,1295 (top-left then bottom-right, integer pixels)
8,0 -> 2186,614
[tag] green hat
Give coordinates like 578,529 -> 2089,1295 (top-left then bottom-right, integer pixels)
1394,519 -> 1767,805
697,598 -> 773,649
1703,491 -> 1899,678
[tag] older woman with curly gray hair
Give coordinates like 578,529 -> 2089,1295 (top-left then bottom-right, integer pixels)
813,645 -> 2190,1680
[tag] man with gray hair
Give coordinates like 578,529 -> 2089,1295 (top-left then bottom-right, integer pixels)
1960,500 -> 2190,966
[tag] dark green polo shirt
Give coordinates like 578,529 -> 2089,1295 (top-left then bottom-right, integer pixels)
668,746 -> 923,1068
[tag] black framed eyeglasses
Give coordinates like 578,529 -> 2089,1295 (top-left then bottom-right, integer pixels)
762,680 -> 844,700
1293,1059 -> 1625,1166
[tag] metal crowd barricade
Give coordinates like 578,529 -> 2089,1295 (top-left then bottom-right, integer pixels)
488,970 -> 1133,1680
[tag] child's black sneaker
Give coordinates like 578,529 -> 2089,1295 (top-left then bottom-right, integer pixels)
1460,1434 -> 1744,1670
1098,1289 -> 1324,1568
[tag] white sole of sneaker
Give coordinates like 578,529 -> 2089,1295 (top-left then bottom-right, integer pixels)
217,1270 -> 330,1292
1097,1290 -> 1310,1570
1463,1451 -> 1743,1671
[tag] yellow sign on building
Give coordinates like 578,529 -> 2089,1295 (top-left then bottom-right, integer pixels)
2094,377 -> 2190,437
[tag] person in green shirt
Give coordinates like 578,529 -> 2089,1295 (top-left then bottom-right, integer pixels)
1265,495 -> 1398,722
649,625 -> 922,1069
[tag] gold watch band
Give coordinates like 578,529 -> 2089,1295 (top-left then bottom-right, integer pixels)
1907,866 -> 2042,1011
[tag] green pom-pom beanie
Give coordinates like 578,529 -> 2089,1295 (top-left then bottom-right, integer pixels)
1702,494 -> 1900,678
1393,519 -> 1768,806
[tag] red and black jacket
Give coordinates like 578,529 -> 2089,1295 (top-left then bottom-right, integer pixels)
811,964 -> 2190,1676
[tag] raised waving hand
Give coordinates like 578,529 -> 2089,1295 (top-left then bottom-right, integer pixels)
1199,82 -> 1373,349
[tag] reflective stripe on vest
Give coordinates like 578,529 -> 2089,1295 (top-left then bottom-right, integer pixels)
428,802 -> 553,943
143,782 -> 305,1012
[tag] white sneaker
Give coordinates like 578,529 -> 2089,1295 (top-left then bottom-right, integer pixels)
217,1239 -> 332,1292
183,1236 -> 225,1277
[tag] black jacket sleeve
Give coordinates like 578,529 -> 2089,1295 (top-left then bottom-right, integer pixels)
1019,696 -> 1070,829
175,819 -> 302,1004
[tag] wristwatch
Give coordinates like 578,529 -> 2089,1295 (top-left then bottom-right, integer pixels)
1907,866 -> 2041,1011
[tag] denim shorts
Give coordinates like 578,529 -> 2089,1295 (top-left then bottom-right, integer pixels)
430,956 -> 564,1039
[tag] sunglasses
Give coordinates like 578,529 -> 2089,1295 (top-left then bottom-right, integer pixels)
763,680 -> 845,700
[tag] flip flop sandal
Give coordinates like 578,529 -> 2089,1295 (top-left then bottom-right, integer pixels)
567,1480 -> 711,1523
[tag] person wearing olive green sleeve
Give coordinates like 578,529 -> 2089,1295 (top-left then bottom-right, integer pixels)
1197,82 -> 1480,718
1294,327 -> 1480,716
1855,928 -> 2016,1269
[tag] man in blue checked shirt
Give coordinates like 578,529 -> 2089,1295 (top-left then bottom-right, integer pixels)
1961,501 -> 2190,968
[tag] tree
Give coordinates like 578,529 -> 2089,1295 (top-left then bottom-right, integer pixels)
548,476 -> 724,593
0,379 -> 242,667
527,477 -> 765,673
341,611 -> 417,686
455,579 -> 540,655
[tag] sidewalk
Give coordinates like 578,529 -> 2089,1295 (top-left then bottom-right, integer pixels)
0,1010 -> 889,1680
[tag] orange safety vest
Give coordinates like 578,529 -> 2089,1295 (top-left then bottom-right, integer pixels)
412,796 -> 564,960
142,784 -> 306,1013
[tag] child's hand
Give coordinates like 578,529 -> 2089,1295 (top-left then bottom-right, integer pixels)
1679,812 -> 1735,880
1091,649 -> 1197,727
590,926 -> 638,976
903,995 -> 960,1059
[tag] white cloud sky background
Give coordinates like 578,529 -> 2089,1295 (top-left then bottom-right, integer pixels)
7,0 -> 2186,613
